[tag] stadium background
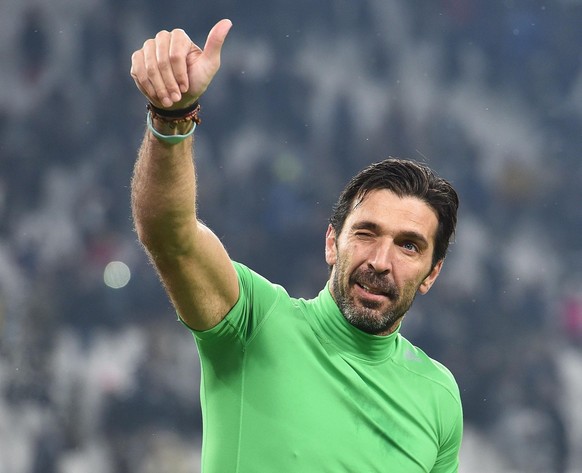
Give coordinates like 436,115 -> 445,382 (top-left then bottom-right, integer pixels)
0,0 -> 581,471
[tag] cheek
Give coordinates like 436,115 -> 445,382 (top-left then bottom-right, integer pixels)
342,241 -> 369,266
392,261 -> 427,290
404,278 -> 422,295
334,250 -> 359,285
334,252 -> 350,278
407,267 -> 434,295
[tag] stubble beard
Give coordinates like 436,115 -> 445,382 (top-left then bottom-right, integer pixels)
331,260 -> 418,335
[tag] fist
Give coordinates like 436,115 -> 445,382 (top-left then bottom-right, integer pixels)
130,19 -> 232,109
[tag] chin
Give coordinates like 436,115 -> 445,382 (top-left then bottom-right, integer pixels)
343,305 -> 397,335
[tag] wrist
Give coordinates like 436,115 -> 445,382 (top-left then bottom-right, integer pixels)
147,111 -> 196,145
147,101 -> 201,125
150,116 -> 195,135
145,101 -> 201,145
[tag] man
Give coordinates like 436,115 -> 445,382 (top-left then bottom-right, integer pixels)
130,19 -> 462,472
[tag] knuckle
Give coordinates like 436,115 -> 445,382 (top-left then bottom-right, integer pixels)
131,50 -> 142,64
171,28 -> 187,37
145,62 -> 157,75
157,58 -> 170,71
168,50 -> 182,65
155,30 -> 170,40
133,70 -> 146,83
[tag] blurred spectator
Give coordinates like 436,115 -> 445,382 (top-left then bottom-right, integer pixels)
0,0 -> 581,471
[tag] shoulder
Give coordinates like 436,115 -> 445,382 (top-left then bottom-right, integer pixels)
191,262 -> 294,342
394,335 -> 461,403
232,261 -> 291,304
232,262 -> 309,326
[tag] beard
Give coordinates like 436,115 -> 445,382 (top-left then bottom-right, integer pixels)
331,261 -> 419,335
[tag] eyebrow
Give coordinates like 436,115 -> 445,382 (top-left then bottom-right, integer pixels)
399,230 -> 430,249
351,220 -> 382,233
351,220 -> 430,249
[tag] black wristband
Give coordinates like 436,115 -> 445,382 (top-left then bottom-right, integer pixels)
146,100 -> 200,119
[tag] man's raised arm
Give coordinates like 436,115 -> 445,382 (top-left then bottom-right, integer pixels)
130,20 -> 238,331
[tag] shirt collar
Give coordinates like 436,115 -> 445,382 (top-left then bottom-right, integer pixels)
306,283 -> 401,362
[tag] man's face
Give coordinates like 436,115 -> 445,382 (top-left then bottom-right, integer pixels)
325,189 -> 443,335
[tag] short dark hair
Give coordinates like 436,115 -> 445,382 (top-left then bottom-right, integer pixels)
329,158 -> 459,267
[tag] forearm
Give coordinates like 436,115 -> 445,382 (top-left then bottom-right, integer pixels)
131,119 -> 199,254
128,22 -> 238,329
129,21 -> 231,255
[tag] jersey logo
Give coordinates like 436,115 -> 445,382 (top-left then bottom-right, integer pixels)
404,348 -> 421,362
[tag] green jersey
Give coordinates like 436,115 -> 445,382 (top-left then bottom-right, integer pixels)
190,262 -> 462,472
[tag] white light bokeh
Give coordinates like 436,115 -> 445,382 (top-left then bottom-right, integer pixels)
103,261 -> 131,289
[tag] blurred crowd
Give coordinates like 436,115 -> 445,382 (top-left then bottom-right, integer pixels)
0,0 -> 581,471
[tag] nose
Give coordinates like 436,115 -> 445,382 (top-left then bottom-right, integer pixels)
367,241 -> 394,274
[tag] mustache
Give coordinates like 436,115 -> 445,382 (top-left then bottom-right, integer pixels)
351,268 -> 399,299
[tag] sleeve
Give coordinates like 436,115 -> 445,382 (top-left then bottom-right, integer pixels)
190,261 -> 282,347
430,403 -> 463,473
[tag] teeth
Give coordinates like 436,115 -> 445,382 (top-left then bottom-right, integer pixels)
361,284 -> 381,295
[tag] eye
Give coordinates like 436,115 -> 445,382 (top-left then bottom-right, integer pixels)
354,231 -> 375,241
401,241 -> 419,253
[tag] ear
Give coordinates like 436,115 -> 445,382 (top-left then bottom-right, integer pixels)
418,259 -> 443,295
325,224 -> 338,266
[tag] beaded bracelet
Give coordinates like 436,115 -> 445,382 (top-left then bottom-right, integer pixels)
147,111 -> 196,145
146,101 -> 201,125
145,101 -> 201,145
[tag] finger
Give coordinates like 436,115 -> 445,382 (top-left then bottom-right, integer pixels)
202,19 -> 233,68
130,49 -> 159,104
143,34 -> 173,108
155,30 -> 182,105
169,29 -> 196,94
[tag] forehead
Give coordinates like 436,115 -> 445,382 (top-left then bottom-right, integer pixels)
346,189 -> 439,240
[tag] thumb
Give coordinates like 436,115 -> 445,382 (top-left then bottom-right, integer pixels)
203,19 -> 233,65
